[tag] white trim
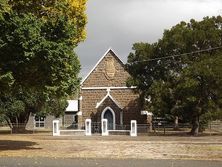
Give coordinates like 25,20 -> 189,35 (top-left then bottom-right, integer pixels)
101,107 -> 116,130
81,48 -> 125,85
77,111 -> 82,116
96,91 -> 122,109
60,129 -> 85,132
108,130 -> 130,132
101,119 -> 108,136
53,120 -> 60,136
82,86 -> 137,90
85,119 -> 92,136
130,120 -> 137,137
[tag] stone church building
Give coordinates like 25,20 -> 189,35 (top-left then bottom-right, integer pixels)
26,48 -> 151,131
77,48 -> 150,130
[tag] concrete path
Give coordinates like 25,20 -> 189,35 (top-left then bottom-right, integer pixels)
0,157 -> 221,167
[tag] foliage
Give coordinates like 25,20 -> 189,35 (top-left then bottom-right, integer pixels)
126,16 -> 222,135
0,0 -> 86,131
0,0 -> 10,19
9,0 -> 87,45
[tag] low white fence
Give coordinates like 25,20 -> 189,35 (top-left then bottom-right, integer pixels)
52,119 -> 138,137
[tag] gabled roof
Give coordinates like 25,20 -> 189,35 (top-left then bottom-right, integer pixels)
95,91 -> 122,109
81,48 -> 124,85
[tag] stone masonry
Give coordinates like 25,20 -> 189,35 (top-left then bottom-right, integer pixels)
78,49 -> 148,128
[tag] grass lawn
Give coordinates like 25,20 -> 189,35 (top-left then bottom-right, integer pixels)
0,134 -> 221,160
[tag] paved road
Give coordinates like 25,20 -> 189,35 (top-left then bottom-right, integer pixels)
0,157 -> 221,167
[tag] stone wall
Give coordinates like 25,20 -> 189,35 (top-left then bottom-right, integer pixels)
79,88 -> 147,126
79,49 -> 148,126
82,51 -> 130,87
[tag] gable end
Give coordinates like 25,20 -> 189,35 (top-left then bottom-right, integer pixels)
81,48 -> 129,87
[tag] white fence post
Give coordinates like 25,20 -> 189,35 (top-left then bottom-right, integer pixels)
102,119 -> 108,136
130,120 -> 137,137
53,120 -> 60,136
85,119 -> 92,136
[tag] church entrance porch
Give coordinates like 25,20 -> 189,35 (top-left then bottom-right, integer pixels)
101,107 -> 115,130
104,109 -> 114,130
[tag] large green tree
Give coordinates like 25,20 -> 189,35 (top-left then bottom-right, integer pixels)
126,16 -> 222,135
0,0 -> 86,132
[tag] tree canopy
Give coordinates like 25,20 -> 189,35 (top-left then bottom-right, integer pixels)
0,0 -> 87,131
126,16 -> 222,135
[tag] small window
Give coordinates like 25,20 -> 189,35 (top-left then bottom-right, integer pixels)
34,116 -> 45,128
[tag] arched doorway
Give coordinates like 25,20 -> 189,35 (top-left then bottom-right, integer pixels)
101,107 -> 115,130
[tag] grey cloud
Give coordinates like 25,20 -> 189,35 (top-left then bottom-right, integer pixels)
76,0 -> 222,78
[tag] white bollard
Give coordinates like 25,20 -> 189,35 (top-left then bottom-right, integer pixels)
102,119 -> 108,136
85,119 -> 92,136
53,120 -> 60,136
130,120 -> 137,137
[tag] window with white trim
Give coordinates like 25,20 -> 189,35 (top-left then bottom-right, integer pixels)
34,116 -> 45,128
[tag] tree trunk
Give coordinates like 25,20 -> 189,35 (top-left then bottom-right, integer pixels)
174,116 -> 179,130
10,111 -> 31,133
11,125 -> 27,133
190,115 -> 199,136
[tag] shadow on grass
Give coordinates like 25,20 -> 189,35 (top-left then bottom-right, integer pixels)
148,131 -> 222,137
0,140 -> 42,151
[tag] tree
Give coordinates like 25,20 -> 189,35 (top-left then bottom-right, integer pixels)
126,16 -> 222,135
0,0 -> 86,132
174,53 -> 222,134
9,0 -> 87,46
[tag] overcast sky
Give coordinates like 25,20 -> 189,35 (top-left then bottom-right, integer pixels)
75,0 -> 222,78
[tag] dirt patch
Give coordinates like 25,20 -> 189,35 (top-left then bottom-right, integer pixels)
0,134 -> 221,160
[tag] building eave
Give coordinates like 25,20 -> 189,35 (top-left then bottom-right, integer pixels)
66,100 -> 78,112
